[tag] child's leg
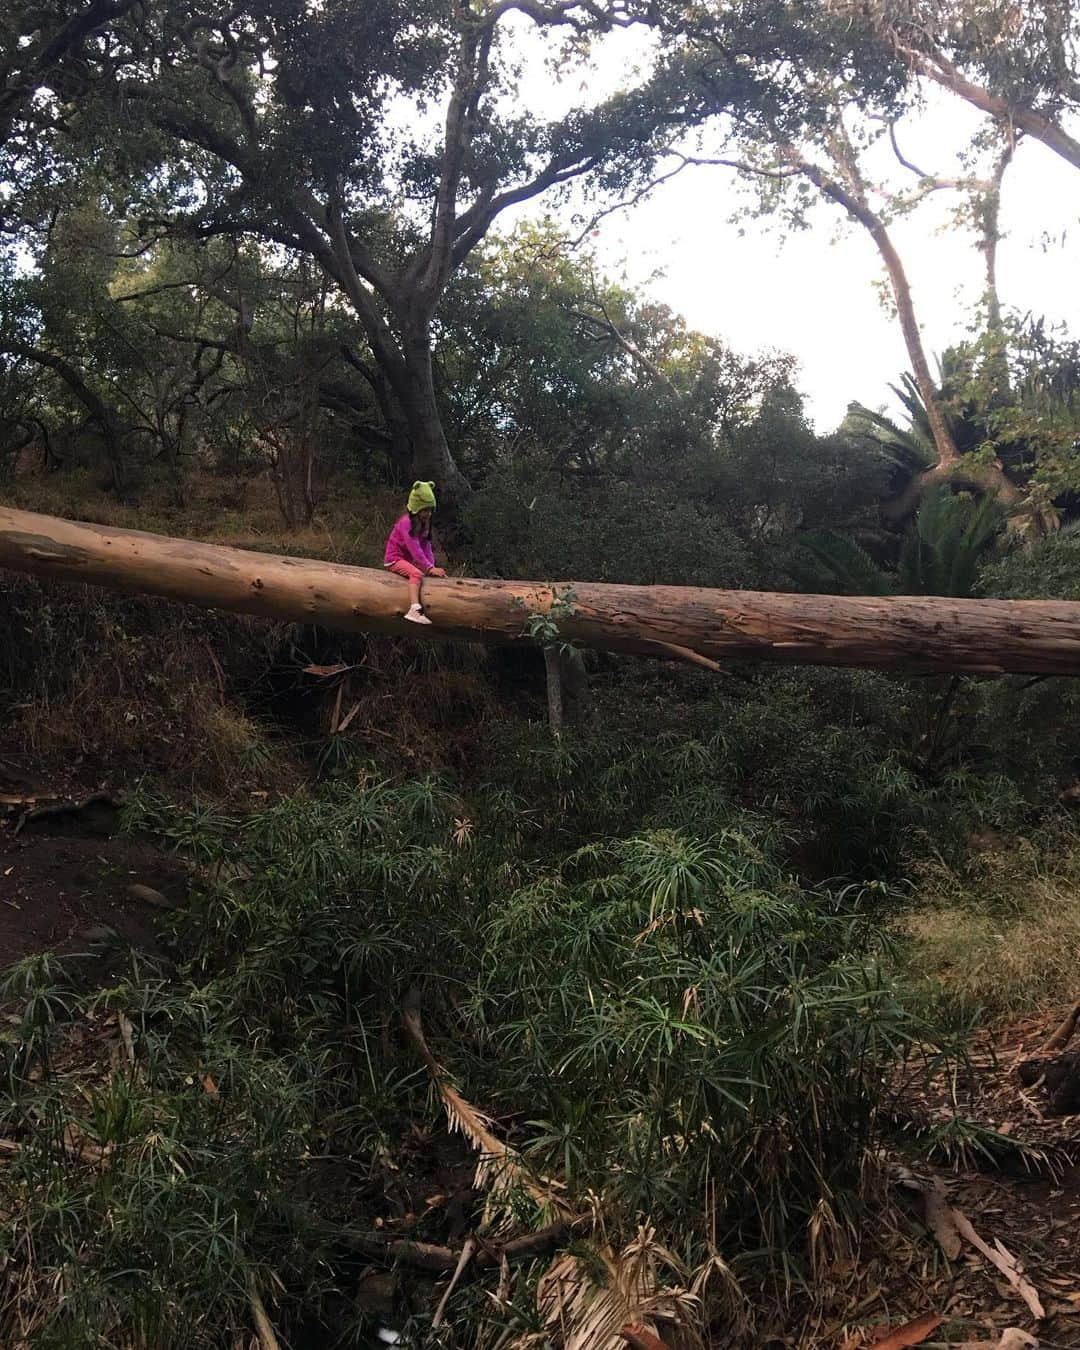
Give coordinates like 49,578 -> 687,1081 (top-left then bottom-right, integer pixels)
386,560 -> 431,623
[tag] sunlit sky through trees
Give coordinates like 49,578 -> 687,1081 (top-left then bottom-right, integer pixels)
501,19 -> 1080,432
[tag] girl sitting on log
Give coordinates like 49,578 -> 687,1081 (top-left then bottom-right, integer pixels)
383,481 -> 446,625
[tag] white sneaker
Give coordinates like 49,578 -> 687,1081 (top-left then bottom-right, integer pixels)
404,606 -> 432,625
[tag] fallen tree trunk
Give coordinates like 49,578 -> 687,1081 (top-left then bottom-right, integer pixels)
2,506 -> 1080,676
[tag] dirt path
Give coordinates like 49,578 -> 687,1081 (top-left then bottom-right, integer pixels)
0,809 -> 187,968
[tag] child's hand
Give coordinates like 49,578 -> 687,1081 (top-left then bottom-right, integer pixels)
428,566 -> 447,578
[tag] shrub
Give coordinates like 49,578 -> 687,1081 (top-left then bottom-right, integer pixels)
0,772 -> 932,1345
465,465 -> 763,588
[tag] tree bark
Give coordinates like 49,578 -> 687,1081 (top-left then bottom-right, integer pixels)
4,507 -> 1080,677
977,141 -> 1015,403
399,322 -> 472,506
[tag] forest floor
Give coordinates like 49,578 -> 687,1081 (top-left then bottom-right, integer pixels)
834,1013 -> 1080,1349
0,750 -> 186,968
3,766 -> 1080,1348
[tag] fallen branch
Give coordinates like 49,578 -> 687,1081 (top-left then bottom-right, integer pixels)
896,1167 -> 1044,1317
1039,999 -> 1080,1055
650,640 -> 727,674
341,1221 -> 573,1272
950,1209 -> 1045,1320
431,1234 -> 478,1329
10,504 -> 1080,676
921,1176 -> 961,1260
0,1125 -> 109,1165
247,1274 -> 282,1350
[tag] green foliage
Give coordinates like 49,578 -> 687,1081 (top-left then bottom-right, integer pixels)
980,520 -> 1080,600
467,463 -> 763,587
795,487 -> 1004,598
794,530 -> 892,595
896,488 -> 1005,597
473,827 -> 918,1261
0,725 -> 952,1344
520,586 -> 578,648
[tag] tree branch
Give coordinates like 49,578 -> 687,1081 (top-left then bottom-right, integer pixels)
0,339 -> 121,448
900,41 -> 1080,175
450,152 -> 604,270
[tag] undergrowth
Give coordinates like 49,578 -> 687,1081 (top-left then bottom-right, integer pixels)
1,560 -> 1077,1345
0,743 -> 941,1348
0,575 -> 293,795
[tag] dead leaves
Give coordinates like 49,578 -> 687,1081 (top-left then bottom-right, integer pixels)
869,1313 -> 943,1348
527,1226 -> 704,1350
958,1331 -> 1038,1350
400,987 -> 562,1226
899,1169 -> 1045,1321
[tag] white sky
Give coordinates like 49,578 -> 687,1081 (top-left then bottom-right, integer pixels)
503,21 -> 1080,433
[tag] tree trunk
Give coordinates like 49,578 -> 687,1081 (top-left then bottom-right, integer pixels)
372,370 -> 414,487
865,216 -> 959,469
400,323 -> 471,508
791,155 -> 960,469
977,143 -> 1014,404
790,149 -> 1019,520
268,432 -> 316,530
543,645 -> 564,737
4,507 -> 1080,677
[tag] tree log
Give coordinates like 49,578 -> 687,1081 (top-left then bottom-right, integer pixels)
3,506 -> 1080,676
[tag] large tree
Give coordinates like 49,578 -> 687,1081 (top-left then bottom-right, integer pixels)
642,2 -> 1032,519
13,1 -> 748,507
0,2 -> 139,156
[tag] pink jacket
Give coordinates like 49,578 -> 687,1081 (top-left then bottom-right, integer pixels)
384,515 -> 435,572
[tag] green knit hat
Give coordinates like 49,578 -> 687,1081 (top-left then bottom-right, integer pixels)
407,480 -> 437,514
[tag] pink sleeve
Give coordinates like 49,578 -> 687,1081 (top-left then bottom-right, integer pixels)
403,531 -> 432,571
384,516 -> 411,566
385,516 -> 435,571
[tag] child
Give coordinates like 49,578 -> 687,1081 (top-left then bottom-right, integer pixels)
383,481 -> 447,625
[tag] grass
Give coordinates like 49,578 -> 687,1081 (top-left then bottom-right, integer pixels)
897,823 -> 1080,1021
2,464 -> 399,566
0,572 -> 300,797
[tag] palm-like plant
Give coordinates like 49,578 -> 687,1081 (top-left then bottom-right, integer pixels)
843,387 -> 935,490
896,487 -> 1005,597
796,486 -> 1005,599
843,351 -> 1002,495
